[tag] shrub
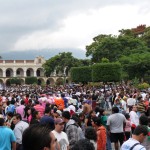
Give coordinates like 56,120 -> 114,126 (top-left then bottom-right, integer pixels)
25,77 -> 38,84
137,82 -> 150,90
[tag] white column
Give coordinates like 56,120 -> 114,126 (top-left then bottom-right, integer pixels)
34,70 -> 36,77
14,71 -> 16,77
3,70 -> 6,77
13,68 -> 16,77
23,68 -> 26,77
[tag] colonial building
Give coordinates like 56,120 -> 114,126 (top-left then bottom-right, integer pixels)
0,56 -> 69,85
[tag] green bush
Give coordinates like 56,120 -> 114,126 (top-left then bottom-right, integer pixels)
25,77 -> 38,84
92,62 -> 121,82
70,66 -> 92,83
10,78 -> 22,85
137,82 -> 150,90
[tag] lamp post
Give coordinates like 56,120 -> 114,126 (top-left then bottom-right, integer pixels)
63,66 -> 68,85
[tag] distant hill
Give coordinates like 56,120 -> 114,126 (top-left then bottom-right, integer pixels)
1,49 -> 88,60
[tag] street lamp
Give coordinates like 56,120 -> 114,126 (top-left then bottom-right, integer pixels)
63,66 -> 68,85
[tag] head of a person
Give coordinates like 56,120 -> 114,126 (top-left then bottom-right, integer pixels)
32,111 -> 41,120
62,111 -> 70,123
139,115 -> 148,126
22,124 -> 56,150
44,107 -> 51,115
72,139 -> 95,150
6,112 -> 14,120
125,113 -> 130,120
132,105 -> 137,112
94,106 -> 100,114
13,113 -> 22,125
35,100 -> 40,105
79,112 -> 85,121
91,116 -> 101,127
99,108 -> 105,116
54,118 -> 64,133
138,96 -> 143,102
89,110 -> 96,118
11,99 -> 15,105
112,107 -> 119,114
55,110 -> 62,118
85,127 -> 97,142
21,100 -> 25,105
115,99 -> 120,104
0,118 -> 5,126
133,125 -> 148,143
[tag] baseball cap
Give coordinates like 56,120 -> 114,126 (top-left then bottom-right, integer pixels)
56,110 -> 62,116
54,118 -> 64,124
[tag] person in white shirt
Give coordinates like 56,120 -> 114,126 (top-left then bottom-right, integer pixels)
121,125 -> 148,150
52,118 -> 69,150
13,113 -> 29,150
127,95 -> 136,112
129,105 -> 139,133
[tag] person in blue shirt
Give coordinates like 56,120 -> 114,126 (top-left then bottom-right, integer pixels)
0,117 -> 16,150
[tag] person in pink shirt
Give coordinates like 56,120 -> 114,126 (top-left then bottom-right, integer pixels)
33,100 -> 45,117
38,95 -> 47,108
124,113 -> 132,140
15,100 -> 27,121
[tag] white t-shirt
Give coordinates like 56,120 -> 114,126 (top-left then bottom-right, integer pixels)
52,130 -> 69,150
107,113 -> 126,133
129,111 -> 139,126
121,138 -> 146,150
127,98 -> 136,106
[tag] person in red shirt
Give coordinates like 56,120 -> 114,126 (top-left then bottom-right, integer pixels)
92,117 -> 106,150
24,94 -> 29,105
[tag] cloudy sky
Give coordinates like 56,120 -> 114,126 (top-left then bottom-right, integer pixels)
0,0 -> 150,56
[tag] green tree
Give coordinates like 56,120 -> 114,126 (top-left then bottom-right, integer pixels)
86,26 -> 150,63
119,53 -> 150,80
43,52 -> 91,76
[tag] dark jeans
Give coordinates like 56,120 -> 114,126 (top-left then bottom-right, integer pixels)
125,131 -> 131,140
16,144 -> 23,150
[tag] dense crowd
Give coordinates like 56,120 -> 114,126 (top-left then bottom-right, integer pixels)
0,84 -> 150,150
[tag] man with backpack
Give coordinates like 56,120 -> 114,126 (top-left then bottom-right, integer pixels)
62,111 -> 80,149
121,125 -> 148,150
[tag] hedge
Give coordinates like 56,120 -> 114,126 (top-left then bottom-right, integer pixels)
70,66 -> 92,83
92,63 -> 121,82
25,77 -> 38,84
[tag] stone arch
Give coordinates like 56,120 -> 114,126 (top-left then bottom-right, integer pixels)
5,79 -> 11,86
6,68 -> 13,77
66,77 -> 71,84
0,79 -> 4,84
26,68 -> 34,77
37,78 -> 45,85
16,68 -> 24,77
56,77 -> 64,85
36,68 -> 44,77
0,69 -> 3,77
46,78 -> 55,85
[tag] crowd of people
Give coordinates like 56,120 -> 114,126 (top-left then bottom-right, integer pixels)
0,84 -> 150,150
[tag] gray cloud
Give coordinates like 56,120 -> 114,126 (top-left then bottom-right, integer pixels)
0,0 -> 149,53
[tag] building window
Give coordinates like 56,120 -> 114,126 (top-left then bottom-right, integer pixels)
17,70 -> 20,75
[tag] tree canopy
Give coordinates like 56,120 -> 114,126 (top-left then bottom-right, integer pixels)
86,25 -> 150,63
43,52 -> 91,77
